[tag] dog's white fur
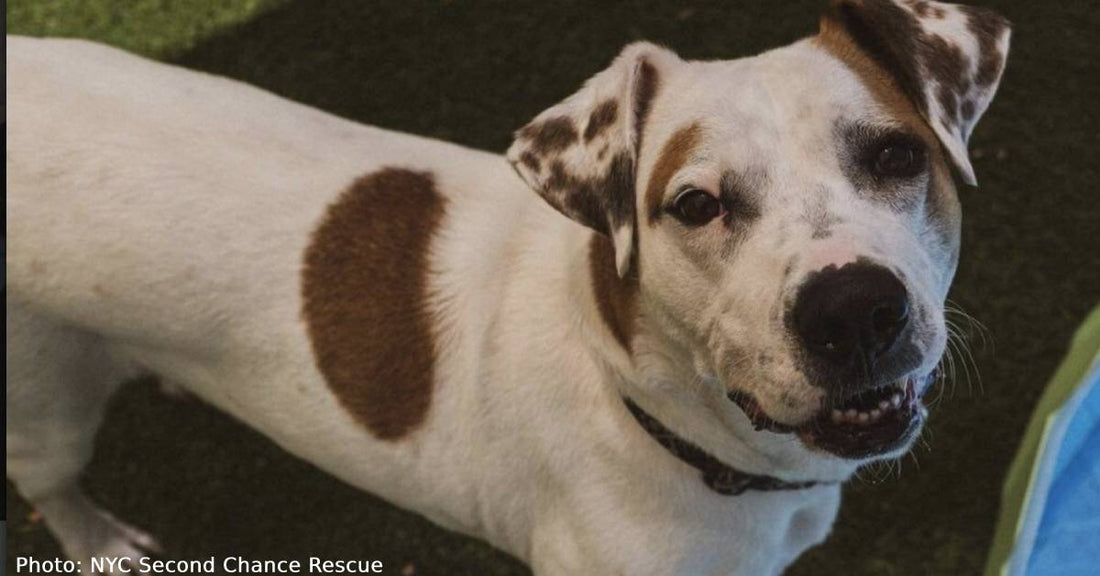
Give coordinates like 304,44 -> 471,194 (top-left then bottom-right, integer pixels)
6,2 -> 1009,574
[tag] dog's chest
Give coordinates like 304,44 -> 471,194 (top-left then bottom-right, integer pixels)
542,470 -> 841,576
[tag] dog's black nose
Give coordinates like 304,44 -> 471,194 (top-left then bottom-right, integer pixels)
791,261 -> 909,374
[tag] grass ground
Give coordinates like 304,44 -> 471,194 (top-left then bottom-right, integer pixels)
6,1 -> 1100,575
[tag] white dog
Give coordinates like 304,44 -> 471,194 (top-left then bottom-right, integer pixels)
6,0 -> 1009,574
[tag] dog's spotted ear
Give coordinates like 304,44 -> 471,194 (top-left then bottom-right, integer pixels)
823,0 -> 1011,185
507,42 -> 678,276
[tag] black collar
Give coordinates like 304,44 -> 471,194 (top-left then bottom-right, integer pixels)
623,397 -> 830,496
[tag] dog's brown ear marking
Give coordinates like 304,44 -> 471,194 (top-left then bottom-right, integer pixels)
519,151 -> 541,172
819,0 -> 1011,185
522,116 -> 579,154
589,233 -> 639,351
301,168 -> 445,440
633,61 -> 660,153
508,42 -> 679,278
584,100 -> 619,143
907,1 -> 946,19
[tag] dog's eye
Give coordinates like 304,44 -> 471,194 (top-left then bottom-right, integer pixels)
672,189 -> 722,225
872,140 -> 925,178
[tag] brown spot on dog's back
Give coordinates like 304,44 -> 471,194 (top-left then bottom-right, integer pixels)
645,123 -> 703,223
584,100 -> 619,142
589,233 -> 638,351
302,168 -> 445,440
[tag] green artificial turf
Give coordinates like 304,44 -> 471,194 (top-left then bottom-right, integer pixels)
6,1 -> 1100,575
6,0 -> 288,58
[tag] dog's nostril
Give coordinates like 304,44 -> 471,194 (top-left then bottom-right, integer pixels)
871,303 -> 907,330
871,301 -> 909,349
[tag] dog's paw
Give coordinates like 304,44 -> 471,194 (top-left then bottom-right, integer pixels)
37,495 -> 163,575
92,508 -> 164,558
72,510 -> 163,575
85,516 -> 162,575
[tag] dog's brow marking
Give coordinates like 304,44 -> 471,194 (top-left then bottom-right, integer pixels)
645,123 -> 703,224
822,2 -> 932,121
584,100 -> 619,143
301,168 -> 445,440
589,232 -> 638,351
815,12 -> 926,131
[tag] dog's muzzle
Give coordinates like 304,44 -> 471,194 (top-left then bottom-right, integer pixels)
790,261 -> 912,386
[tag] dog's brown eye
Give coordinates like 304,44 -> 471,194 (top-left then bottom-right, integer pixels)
873,142 -> 924,178
673,189 -> 722,225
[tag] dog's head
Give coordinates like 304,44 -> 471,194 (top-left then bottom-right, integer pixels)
508,0 -> 1009,465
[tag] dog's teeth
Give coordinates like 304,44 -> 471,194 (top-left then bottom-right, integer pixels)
831,409 -> 843,423
845,409 -> 858,420
870,409 -> 881,420
857,412 -> 869,423
891,394 -> 902,407
878,400 -> 890,411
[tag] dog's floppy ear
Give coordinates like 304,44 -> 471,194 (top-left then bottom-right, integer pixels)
823,0 -> 1011,185
507,42 -> 678,277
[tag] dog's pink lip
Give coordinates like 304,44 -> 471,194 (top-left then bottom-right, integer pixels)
727,374 -> 931,458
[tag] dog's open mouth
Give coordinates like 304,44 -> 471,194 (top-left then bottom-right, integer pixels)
727,376 -> 928,459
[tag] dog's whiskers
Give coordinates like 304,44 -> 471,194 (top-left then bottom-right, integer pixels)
944,316 -> 985,398
945,300 -> 994,353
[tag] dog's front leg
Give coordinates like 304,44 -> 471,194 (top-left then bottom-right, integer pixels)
528,503 -> 681,576
529,512 -> 598,576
